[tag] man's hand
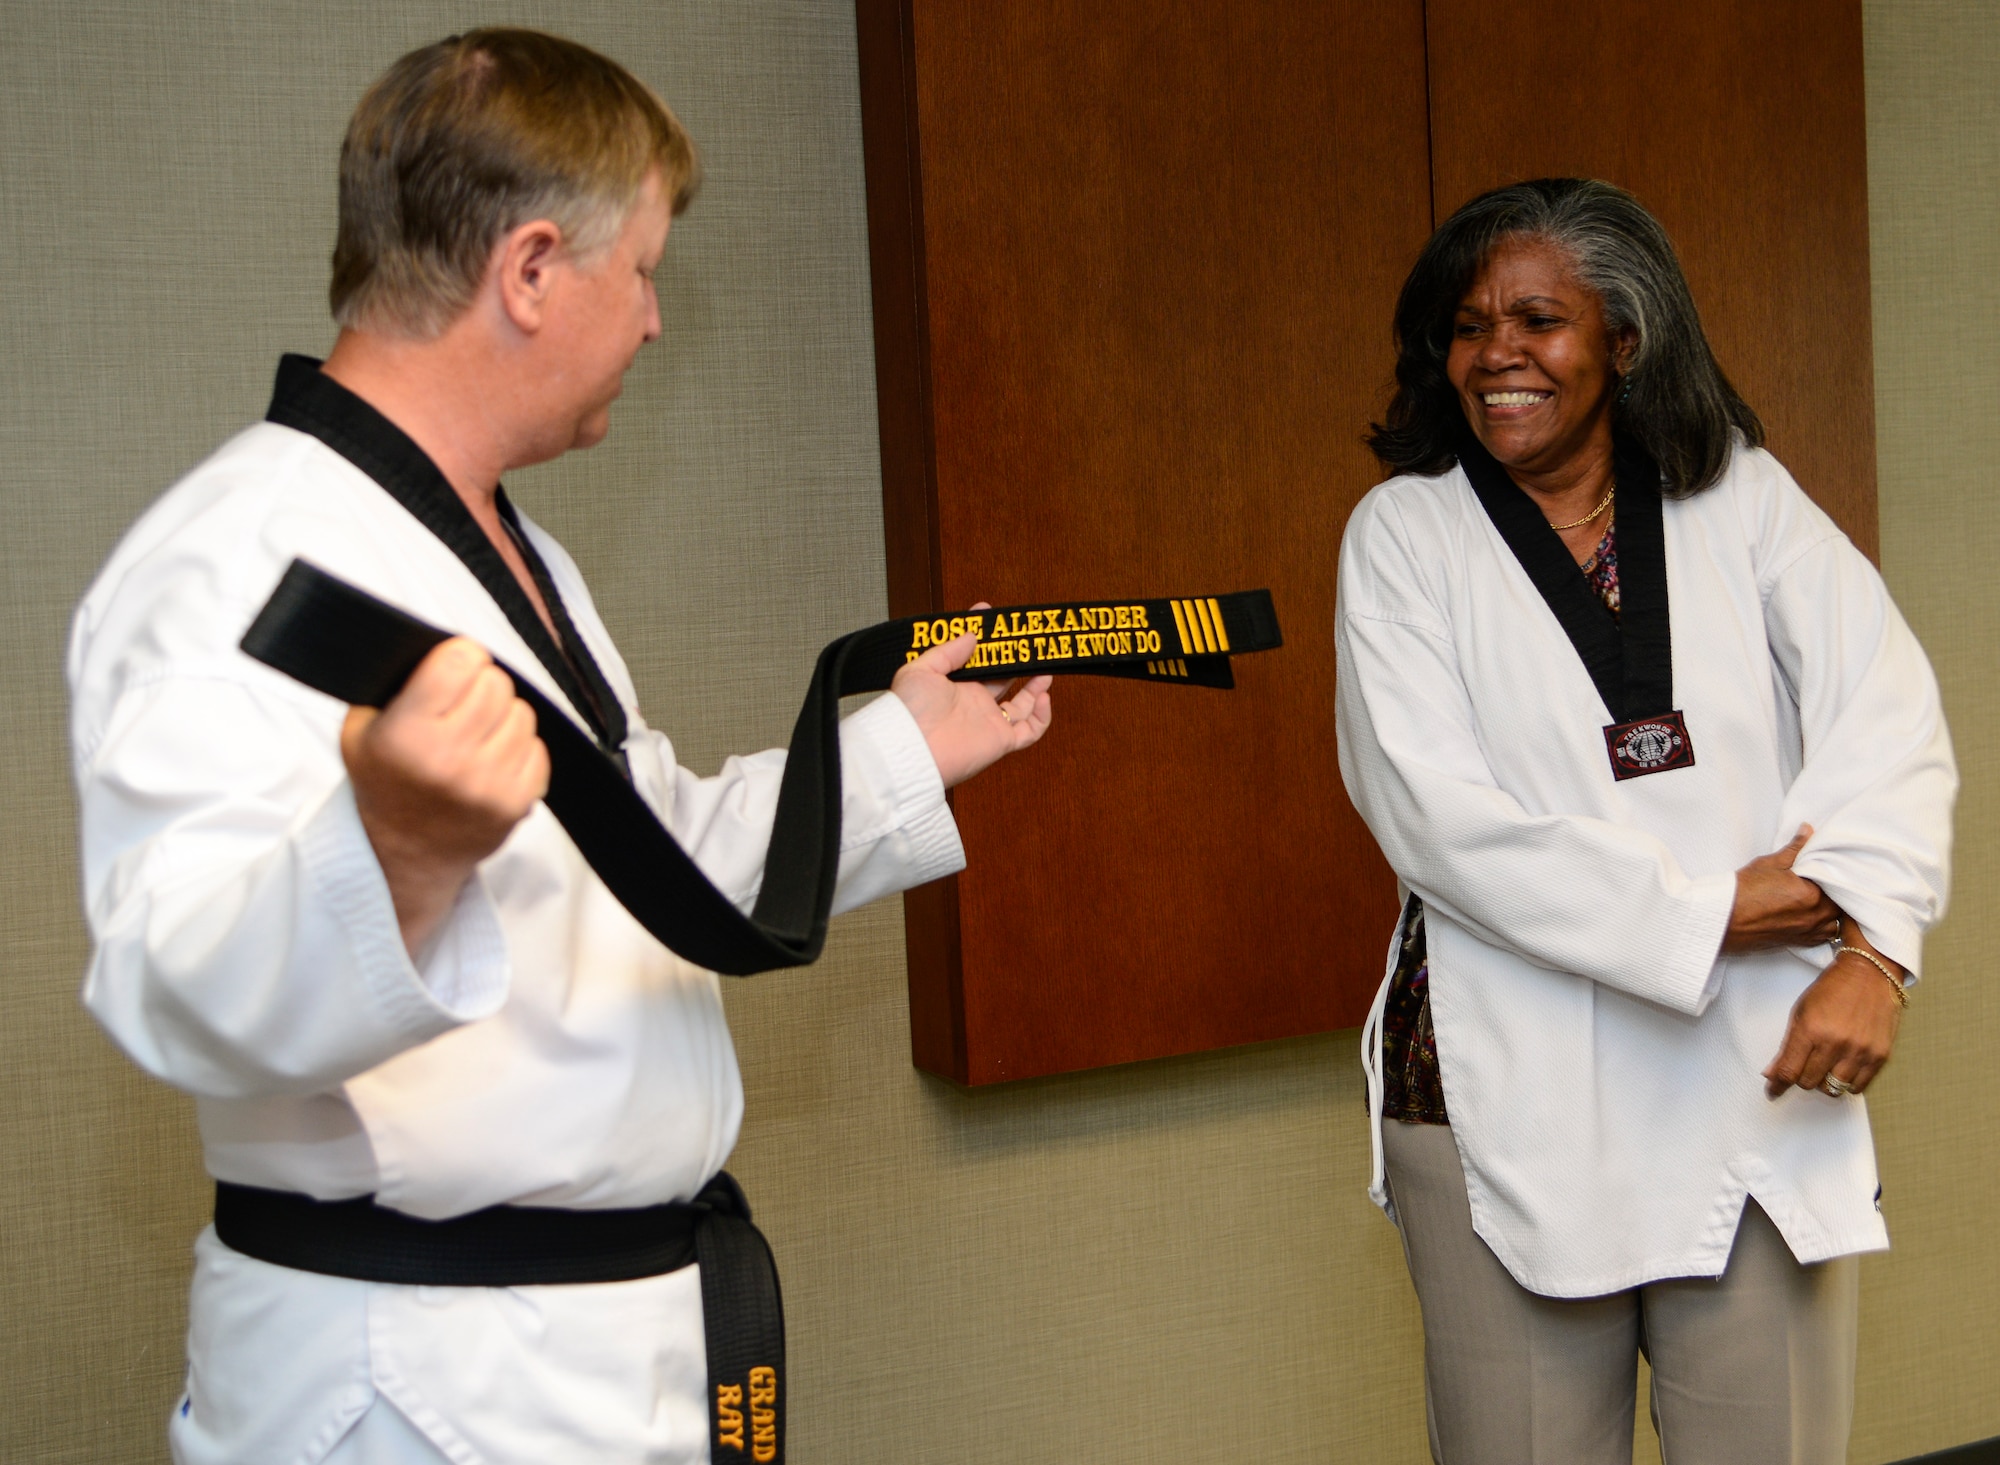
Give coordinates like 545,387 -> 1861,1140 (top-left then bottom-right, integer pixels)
1721,825 -> 1841,953
341,637 -> 550,956
1763,923 -> 1906,1098
891,604 -> 1052,788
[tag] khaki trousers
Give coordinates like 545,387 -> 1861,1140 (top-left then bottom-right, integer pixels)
1383,1120 -> 1858,1465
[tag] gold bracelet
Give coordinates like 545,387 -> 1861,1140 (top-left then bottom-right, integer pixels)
1834,942 -> 1910,1008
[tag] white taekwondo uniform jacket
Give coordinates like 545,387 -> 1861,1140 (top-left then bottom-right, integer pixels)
68,359 -> 966,1463
1336,442 -> 1955,1299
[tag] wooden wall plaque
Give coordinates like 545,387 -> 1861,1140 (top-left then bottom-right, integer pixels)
855,0 -> 1430,1084
855,0 -> 1875,1086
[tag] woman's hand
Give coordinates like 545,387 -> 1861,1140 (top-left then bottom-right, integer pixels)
1722,825 -> 1841,952
1763,922 -> 1906,1098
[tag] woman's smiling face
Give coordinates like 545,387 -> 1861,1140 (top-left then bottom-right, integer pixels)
1446,235 -> 1633,480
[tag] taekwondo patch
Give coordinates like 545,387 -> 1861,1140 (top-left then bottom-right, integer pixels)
1602,710 -> 1696,781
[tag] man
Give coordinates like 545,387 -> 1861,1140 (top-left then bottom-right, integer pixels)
67,29 -> 1050,1464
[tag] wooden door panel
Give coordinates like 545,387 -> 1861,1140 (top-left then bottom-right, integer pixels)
857,0 -> 1430,1083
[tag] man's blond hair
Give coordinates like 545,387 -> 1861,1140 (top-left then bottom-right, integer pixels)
330,29 -> 699,337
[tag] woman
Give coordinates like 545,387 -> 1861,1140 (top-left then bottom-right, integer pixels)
1336,178 -> 1955,1464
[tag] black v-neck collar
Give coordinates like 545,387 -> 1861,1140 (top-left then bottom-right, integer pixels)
265,354 -> 629,757
1456,431 -> 1673,723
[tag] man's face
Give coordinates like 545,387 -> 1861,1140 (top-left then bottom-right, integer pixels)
538,169 -> 670,454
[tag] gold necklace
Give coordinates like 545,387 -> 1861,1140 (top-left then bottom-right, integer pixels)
1548,484 -> 1615,532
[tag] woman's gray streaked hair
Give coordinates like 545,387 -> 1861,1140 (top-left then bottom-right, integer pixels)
1366,178 -> 1763,497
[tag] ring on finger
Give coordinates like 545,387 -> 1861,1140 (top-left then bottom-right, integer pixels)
1821,1074 -> 1857,1098
1001,706 -> 1013,724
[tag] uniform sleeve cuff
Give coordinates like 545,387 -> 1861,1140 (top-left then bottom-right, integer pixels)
297,783 -> 512,1038
838,692 -> 965,881
886,794 -> 967,886
1833,893 -> 1925,982
1670,870 -> 1739,1015
413,870 -> 512,1019
1789,855 -> 1930,981
839,694 -> 947,837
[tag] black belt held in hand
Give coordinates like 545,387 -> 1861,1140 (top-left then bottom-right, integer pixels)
214,1172 -> 786,1464
238,559 -> 1281,976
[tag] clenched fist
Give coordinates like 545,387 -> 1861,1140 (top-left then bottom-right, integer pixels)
341,637 -> 550,955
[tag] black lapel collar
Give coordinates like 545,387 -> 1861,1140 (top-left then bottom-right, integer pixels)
265,354 -> 628,756
493,489 -> 628,752
1456,430 -> 1672,723
1609,434 -> 1672,718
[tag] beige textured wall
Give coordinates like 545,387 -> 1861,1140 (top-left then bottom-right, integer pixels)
1855,1 -> 2000,1457
0,3 -> 1993,1462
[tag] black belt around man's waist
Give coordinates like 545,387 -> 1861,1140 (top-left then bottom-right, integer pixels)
214,1172 -> 785,1463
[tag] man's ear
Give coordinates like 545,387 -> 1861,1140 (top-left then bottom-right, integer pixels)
492,219 -> 566,335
